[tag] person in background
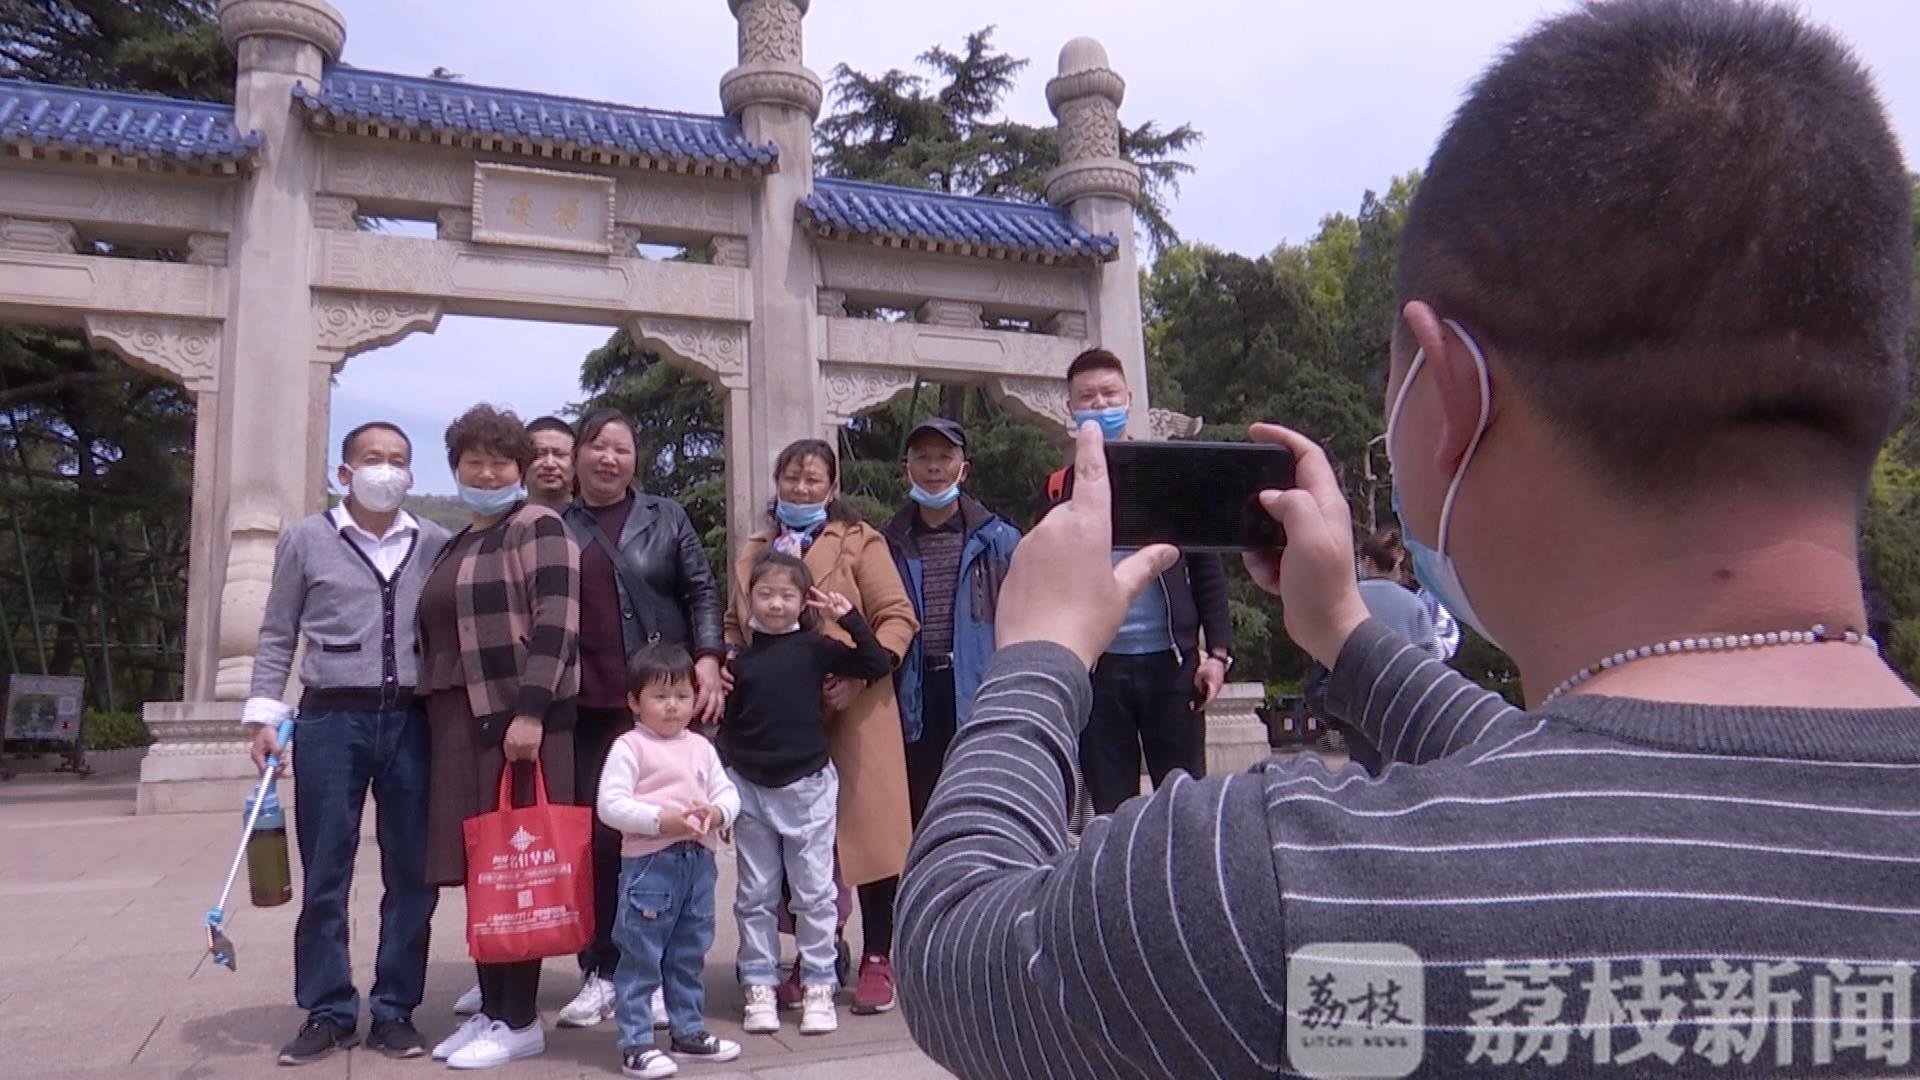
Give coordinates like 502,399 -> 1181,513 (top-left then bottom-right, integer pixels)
850,417 -> 1020,1016
724,439 -> 919,1011
595,643 -> 742,1079
1342,527 -> 1441,772
247,421 -> 447,1066
1036,348 -> 1234,814
420,405 -> 581,1071
721,554 -> 894,1038
524,414 -> 576,509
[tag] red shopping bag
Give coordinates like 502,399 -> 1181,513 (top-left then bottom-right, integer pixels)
463,761 -> 594,964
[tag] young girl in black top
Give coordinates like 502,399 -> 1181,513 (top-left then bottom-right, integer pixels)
720,552 -> 890,1037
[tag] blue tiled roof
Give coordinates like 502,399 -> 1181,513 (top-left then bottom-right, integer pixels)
0,79 -> 260,167
801,178 -> 1118,262
294,68 -> 777,172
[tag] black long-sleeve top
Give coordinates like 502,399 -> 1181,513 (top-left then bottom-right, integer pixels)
719,609 -> 892,788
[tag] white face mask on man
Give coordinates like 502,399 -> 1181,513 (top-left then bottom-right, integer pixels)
348,463 -> 412,514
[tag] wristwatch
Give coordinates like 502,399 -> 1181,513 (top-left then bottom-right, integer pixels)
1204,651 -> 1234,673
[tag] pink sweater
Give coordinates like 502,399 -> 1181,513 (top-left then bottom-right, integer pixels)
594,726 -> 740,857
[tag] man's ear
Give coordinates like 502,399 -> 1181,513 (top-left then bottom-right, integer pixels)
1401,301 -> 1497,475
336,463 -> 353,491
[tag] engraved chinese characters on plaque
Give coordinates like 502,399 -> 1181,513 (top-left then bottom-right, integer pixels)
471,163 -> 616,256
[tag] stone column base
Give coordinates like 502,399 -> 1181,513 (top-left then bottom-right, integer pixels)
138,700 -> 261,814
1205,681 -> 1273,776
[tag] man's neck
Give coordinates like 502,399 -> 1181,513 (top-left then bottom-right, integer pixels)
916,500 -> 961,530
343,498 -> 398,537
528,490 -> 568,510
1476,489 -> 1913,709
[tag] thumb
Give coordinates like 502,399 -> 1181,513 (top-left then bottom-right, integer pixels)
1114,545 -> 1179,602
1261,489 -> 1324,547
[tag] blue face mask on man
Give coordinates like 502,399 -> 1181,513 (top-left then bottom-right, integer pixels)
458,481 -> 525,517
1071,406 -> 1130,441
1385,317 -> 1498,647
909,482 -> 962,509
775,499 -> 828,530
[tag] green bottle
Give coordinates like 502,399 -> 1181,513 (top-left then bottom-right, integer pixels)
246,784 -> 293,907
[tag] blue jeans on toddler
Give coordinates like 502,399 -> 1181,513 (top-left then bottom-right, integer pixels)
611,841 -> 718,1049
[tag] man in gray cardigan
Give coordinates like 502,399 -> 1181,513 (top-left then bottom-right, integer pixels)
243,420 -> 449,1066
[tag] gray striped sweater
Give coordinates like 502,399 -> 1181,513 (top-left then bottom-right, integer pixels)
896,620 -> 1920,1078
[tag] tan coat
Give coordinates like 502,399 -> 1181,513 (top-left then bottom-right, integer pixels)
726,520 -> 920,886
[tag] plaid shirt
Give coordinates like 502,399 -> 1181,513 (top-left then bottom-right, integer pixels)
435,502 -> 581,732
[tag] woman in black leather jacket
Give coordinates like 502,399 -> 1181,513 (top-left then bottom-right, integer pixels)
555,406 -> 727,1028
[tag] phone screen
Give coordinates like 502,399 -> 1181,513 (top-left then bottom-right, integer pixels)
1093,440 -> 1296,552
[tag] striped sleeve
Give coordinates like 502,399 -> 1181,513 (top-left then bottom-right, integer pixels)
511,509 -> 581,722
896,643 -> 1288,1080
1323,617 -> 1522,764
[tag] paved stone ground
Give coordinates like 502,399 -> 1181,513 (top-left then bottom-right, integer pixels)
0,773 -> 950,1080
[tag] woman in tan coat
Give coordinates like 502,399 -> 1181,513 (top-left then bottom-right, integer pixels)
724,438 -> 918,1008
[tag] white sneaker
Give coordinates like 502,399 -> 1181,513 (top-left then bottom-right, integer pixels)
432,1013 -> 491,1061
741,984 -> 780,1034
651,987 -> 669,1029
799,983 -> 838,1035
623,1047 -> 679,1079
556,974 -> 615,1028
452,983 -> 483,1016
446,1019 -> 545,1070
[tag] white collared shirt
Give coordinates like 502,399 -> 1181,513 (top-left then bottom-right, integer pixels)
329,502 -> 419,582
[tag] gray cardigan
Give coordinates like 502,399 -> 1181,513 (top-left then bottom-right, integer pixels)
248,509 -> 449,712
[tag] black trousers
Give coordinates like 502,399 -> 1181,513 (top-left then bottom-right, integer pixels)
574,706 -> 633,979
857,665 -> 958,958
1081,651 -> 1202,814
475,959 -> 541,1029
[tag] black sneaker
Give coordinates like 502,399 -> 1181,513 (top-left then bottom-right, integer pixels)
366,1017 -> 427,1059
277,1018 -> 358,1066
623,1046 -> 679,1079
669,1031 -> 742,1062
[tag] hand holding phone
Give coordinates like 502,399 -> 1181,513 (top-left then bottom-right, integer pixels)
1060,440 -> 1296,552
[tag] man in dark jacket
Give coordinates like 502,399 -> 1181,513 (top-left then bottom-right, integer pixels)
1037,349 -> 1234,813
850,417 -> 1022,1014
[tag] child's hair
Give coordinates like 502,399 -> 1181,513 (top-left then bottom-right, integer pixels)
748,551 -> 821,632
626,642 -> 694,696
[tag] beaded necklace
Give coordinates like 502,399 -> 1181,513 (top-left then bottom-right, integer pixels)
1543,624 -> 1878,703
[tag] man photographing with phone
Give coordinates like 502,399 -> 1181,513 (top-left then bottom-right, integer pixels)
896,1 -> 1920,1076
1037,347 -> 1234,814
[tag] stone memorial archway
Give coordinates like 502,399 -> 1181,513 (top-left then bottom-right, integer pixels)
0,0 -> 1202,811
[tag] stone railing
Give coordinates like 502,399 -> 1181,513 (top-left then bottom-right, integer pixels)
1204,681 -> 1271,775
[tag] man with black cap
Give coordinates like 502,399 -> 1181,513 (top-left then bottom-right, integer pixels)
848,415 -> 1021,1016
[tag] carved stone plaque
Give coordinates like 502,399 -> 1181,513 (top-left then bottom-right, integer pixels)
471,163 -> 616,256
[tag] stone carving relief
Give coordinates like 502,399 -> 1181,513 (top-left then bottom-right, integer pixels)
435,209 -> 473,242
821,362 -> 917,424
312,194 -> 358,230
4,252 -> 222,321
324,146 -> 470,206
1044,161 -> 1142,206
821,317 -> 1079,380
719,66 -> 823,119
735,0 -> 805,64
616,177 -> 747,235
83,314 -> 220,392
471,162 -> 616,256
915,298 -> 983,329
1056,98 -> 1121,162
213,511 -> 282,700
312,293 -> 443,359
187,234 -> 229,266
218,0 -> 347,61
815,289 -> 847,317
632,316 -> 748,389
1044,311 -> 1089,338
1149,408 -> 1204,440
0,217 -> 79,253
707,236 -> 748,268
817,246 -> 1088,312
0,170 -> 230,234
991,376 -> 1072,432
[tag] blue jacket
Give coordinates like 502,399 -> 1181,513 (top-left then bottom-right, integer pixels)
882,495 -> 1022,743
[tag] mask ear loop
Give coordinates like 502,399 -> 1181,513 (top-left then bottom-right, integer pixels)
1433,318 -> 1493,559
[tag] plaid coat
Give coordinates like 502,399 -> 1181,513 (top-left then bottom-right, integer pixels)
435,502 -> 582,737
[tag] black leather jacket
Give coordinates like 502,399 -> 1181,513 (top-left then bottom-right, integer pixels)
563,489 -> 725,659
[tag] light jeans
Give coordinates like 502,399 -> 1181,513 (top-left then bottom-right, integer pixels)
730,763 -> 839,986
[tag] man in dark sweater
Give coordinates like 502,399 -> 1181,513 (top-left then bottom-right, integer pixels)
896,2 -> 1920,1076
245,421 -> 449,1065
1036,348 -> 1235,813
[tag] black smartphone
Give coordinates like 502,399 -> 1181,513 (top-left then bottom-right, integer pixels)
1060,440 -> 1295,552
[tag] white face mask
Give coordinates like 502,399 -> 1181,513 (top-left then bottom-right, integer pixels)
348,463 -> 412,514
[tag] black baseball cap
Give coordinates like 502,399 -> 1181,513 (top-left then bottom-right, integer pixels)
905,417 -> 967,452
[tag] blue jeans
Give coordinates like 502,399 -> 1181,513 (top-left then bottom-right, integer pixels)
291,707 -> 435,1029
612,843 -> 718,1049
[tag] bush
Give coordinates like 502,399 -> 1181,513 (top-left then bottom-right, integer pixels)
80,710 -> 152,751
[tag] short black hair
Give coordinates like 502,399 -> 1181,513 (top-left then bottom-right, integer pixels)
1065,348 -> 1126,386
626,642 -> 694,696
341,421 -> 411,463
767,438 -> 862,526
444,404 -> 534,473
748,551 -> 822,632
1396,0 -> 1911,499
526,415 -> 575,440
574,407 -> 634,452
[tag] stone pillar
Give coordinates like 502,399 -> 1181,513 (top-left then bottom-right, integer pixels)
1045,38 -> 1152,439
722,0 -> 822,540
136,0 -> 345,814
1204,681 -> 1273,776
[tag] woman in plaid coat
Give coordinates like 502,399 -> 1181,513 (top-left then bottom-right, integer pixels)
417,404 -> 583,1070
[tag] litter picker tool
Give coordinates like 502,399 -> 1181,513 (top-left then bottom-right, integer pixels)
204,714 -> 294,972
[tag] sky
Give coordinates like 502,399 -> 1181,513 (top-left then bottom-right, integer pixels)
320,0 -> 1920,494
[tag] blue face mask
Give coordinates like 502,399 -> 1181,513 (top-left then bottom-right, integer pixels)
909,482 -> 962,509
458,481 -> 525,517
1385,318 -> 1498,647
1071,406 -> 1130,441
775,499 -> 828,530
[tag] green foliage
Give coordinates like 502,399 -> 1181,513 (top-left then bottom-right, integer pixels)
0,1 -> 234,99
80,710 -> 151,751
